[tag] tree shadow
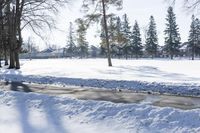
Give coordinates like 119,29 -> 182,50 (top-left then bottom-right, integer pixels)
114,65 -> 200,82
6,81 -> 69,133
8,81 -> 33,92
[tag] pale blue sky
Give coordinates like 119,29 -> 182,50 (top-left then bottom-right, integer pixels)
22,0 -> 195,50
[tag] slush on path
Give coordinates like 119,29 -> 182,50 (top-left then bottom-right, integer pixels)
1,81 -> 200,110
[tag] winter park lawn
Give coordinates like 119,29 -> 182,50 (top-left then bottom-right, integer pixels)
0,58 -> 200,133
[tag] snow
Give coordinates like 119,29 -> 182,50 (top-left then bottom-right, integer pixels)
0,90 -> 200,133
1,59 -> 200,132
1,58 -> 200,96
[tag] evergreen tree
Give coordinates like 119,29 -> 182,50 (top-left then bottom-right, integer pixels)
164,6 -> 181,59
188,15 -> 198,60
121,14 -> 131,59
130,21 -> 143,58
76,19 -> 89,58
108,16 -> 118,57
116,17 -> 123,44
108,16 -> 116,45
145,16 -> 158,58
115,16 -> 124,58
195,18 -> 200,56
66,22 -> 76,57
100,18 -> 107,57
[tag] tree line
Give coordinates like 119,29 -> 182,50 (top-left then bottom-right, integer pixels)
66,6 -> 200,61
1,0 -> 200,69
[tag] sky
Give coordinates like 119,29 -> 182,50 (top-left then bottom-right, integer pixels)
22,0 -> 196,50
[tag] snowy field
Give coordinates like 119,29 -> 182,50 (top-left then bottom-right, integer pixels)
1,58 -> 200,96
0,90 -> 200,133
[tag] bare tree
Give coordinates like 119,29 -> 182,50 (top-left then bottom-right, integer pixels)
1,0 -> 70,69
167,0 -> 200,12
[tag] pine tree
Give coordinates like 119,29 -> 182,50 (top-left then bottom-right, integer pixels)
195,18 -> 200,56
76,19 -> 89,58
108,16 -> 116,45
108,16 -> 117,57
115,16 -> 124,58
100,18 -> 107,56
145,16 -> 158,58
116,17 -> 123,44
188,15 -> 198,60
164,6 -> 181,59
121,14 -> 131,59
66,22 -> 76,57
131,21 -> 143,59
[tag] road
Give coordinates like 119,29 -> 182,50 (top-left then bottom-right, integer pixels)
0,81 -> 200,110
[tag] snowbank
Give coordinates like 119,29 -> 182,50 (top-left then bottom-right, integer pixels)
0,90 -> 200,133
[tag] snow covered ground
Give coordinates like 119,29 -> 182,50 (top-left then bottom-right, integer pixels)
1,59 -> 200,132
0,90 -> 200,133
1,59 -> 200,96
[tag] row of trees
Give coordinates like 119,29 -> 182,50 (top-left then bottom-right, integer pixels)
82,6 -> 200,60
64,0 -> 200,67
1,0 -> 200,68
100,14 -> 144,59
188,15 -> 200,60
65,21 -> 89,58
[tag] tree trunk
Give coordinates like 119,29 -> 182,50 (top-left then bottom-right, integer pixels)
192,43 -> 195,60
4,47 -> 8,65
101,0 -> 112,67
192,49 -> 194,60
14,0 -> 24,69
15,25 -> 22,69
170,54 -> 173,60
8,8 -> 16,69
15,50 -> 20,69
9,49 -> 15,68
0,2 -> 3,67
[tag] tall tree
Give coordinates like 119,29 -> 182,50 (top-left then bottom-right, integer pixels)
164,6 -> 181,59
81,0 -> 123,66
108,16 -> 118,57
66,22 -> 76,57
130,21 -> 143,59
100,18 -> 107,56
0,0 -> 3,68
0,0 -> 71,69
145,16 -> 158,58
115,16 -> 124,58
121,14 -> 131,59
188,15 -> 198,60
194,18 -> 200,56
76,19 -> 89,58
108,16 -> 116,45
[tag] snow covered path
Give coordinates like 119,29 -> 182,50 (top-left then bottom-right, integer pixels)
0,90 -> 200,133
1,81 -> 200,110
